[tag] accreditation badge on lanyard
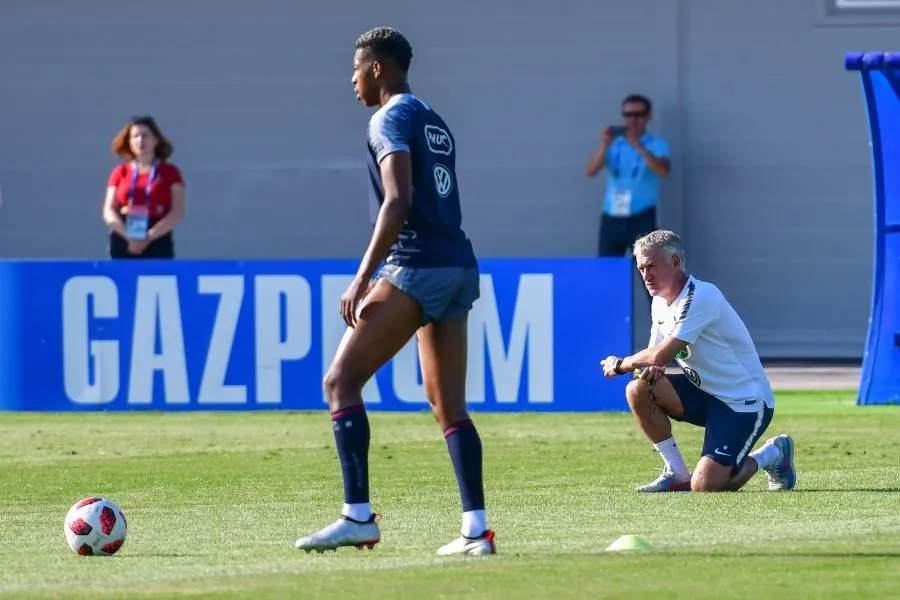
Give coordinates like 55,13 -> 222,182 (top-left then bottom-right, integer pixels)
124,161 -> 157,240
611,143 -> 643,217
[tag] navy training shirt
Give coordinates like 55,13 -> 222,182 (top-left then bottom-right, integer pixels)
366,93 -> 477,268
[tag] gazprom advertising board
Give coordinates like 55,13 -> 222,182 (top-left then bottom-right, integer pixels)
0,258 -> 632,412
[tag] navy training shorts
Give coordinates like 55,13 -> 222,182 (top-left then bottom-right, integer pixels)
378,264 -> 480,326
667,374 -> 773,471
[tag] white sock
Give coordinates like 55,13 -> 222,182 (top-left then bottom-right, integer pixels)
750,443 -> 782,469
341,502 -> 372,522
654,437 -> 690,479
461,510 -> 487,538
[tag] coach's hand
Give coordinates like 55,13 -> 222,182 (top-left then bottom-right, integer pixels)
601,355 -> 622,378
637,365 -> 663,385
340,276 -> 369,328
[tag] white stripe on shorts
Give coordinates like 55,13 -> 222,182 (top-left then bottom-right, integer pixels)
736,405 -> 765,466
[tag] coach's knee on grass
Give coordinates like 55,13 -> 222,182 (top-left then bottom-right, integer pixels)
690,458 -> 731,492
625,379 -> 652,412
690,475 -> 726,493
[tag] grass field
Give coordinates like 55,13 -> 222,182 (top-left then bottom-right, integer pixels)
1,391 -> 898,599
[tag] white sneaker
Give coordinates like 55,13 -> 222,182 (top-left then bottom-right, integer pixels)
636,469 -> 692,493
759,434 -> 797,491
436,530 -> 496,556
295,514 -> 381,553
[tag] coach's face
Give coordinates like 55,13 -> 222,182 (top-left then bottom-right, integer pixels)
636,248 -> 681,298
352,49 -> 381,107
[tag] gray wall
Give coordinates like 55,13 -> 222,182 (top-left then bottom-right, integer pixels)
0,0 -> 896,358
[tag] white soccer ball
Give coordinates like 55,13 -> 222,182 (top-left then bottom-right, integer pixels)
64,497 -> 128,556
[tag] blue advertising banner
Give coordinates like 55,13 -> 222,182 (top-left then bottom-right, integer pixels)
0,258 -> 633,412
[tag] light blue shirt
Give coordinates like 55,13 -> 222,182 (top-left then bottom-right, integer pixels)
603,133 -> 670,216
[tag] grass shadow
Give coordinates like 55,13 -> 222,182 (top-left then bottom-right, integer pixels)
793,488 -> 900,493
676,550 -> 900,559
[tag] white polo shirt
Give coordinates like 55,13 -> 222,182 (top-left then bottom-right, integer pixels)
649,276 -> 775,412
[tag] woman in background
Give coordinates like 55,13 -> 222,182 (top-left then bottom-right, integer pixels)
102,116 -> 185,258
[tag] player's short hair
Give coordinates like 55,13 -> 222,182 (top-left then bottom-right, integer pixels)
356,26 -> 413,73
633,229 -> 686,271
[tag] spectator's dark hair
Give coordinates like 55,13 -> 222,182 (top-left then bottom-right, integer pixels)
355,27 -> 413,73
622,94 -> 652,114
111,115 -> 173,160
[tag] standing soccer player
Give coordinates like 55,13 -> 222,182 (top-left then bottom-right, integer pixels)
295,27 -> 495,556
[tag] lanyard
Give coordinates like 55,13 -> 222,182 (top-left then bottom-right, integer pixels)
612,141 -> 643,180
128,161 -> 157,207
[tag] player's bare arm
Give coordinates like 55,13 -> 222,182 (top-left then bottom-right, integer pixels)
340,151 -> 412,327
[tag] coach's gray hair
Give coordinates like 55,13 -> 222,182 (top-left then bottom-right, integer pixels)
632,229 -> 687,272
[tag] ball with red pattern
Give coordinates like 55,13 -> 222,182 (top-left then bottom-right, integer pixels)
64,497 -> 127,556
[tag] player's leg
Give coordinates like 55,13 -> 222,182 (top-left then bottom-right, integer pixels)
691,402 -> 777,492
412,266 -> 494,556
295,278 -> 422,552
626,374 -> 705,492
418,315 -> 494,556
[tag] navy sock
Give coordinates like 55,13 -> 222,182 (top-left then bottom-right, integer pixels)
332,405 -> 370,504
444,419 -> 485,512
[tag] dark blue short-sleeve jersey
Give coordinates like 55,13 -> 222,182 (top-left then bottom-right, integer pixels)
366,93 -> 477,268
